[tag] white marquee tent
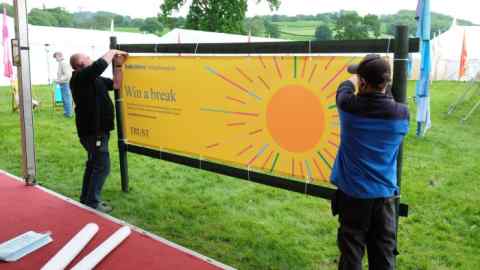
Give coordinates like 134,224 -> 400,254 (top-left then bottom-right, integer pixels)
431,22 -> 480,81
0,24 -> 285,86
0,16 -> 161,86
411,20 -> 480,81
158,28 -> 284,44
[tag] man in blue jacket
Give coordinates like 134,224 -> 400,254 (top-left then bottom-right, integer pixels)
331,54 -> 409,270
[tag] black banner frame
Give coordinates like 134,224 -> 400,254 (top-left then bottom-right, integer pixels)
111,25 -> 417,217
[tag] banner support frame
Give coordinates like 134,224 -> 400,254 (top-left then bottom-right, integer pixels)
110,36 -> 129,192
113,27 -> 416,216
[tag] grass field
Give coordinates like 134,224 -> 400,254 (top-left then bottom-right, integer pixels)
0,81 -> 479,269
115,27 -> 143,33
273,21 -> 318,41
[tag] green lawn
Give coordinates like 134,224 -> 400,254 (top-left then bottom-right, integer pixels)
0,81 -> 479,269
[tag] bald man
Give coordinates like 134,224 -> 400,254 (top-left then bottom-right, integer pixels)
69,49 -> 127,212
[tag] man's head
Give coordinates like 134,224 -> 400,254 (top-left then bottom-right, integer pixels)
348,54 -> 391,92
53,52 -> 63,62
70,53 -> 92,70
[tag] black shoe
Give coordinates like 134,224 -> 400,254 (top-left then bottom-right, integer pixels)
96,201 -> 113,213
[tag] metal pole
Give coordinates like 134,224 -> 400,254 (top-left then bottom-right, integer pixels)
110,36 -> 129,192
391,25 -> 409,260
44,43 -> 51,86
13,0 -> 36,185
461,99 -> 480,123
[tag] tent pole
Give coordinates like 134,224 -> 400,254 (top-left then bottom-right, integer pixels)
13,0 -> 36,185
110,36 -> 129,192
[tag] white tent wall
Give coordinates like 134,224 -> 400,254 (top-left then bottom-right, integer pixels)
0,16 -> 160,86
158,28 -> 285,44
420,23 -> 480,81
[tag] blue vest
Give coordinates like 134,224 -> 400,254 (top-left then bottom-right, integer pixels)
331,81 -> 409,199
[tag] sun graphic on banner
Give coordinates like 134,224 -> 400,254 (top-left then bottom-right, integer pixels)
200,55 -> 359,183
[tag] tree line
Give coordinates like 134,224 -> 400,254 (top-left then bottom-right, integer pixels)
3,4 -> 165,35
2,2 -> 476,40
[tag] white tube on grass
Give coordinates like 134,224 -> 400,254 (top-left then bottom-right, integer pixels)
41,223 -> 99,270
70,226 -> 131,270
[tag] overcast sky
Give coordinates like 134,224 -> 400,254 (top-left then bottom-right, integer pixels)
6,0 -> 479,24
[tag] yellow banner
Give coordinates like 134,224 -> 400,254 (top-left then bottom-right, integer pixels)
120,55 -> 360,183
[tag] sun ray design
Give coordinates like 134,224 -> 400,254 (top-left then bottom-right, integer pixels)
247,144 -> 269,166
226,96 -> 246,105
205,128 -> 266,153
304,160 -> 313,180
205,66 -> 262,101
270,153 -> 280,173
258,56 -> 267,69
331,131 -> 340,137
291,158 -> 295,177
227,122 -> 246,126
236,67 -> 254,83
325,91 -> 337,100
321,57 -> 358,92
317,151 -> 332,169
308,64 -> 318,83
301,56 -> 308,78
262,151 -> 274,170
321,65 -> 349,91
206,143 -> 220,149
273,57 -> 283,78
323,148 -> 336,160
249,129 -> 263,135
258,76 -> 271,90
328,140 -> 338,148
299,161 -> 305,179
293,56 -> 298,79
237,144 -> 253,156
324,56 -> 336,70
313,158 -> 327,181
200,108 -> 259,117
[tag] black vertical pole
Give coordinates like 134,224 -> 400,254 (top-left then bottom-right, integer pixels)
110,36 -> 129,192
392,25 -> 408,203
391,25 -> 409,259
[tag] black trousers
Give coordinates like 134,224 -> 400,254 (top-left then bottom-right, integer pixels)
79,133 -> 110,209
332,190 -> 398,270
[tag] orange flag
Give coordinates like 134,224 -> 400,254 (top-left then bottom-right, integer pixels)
459,31 -> 468,79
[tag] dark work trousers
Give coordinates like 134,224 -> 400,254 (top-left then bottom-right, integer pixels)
331,190 -> 398,270
79,133 -> 110,209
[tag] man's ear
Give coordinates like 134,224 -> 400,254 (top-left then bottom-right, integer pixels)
378,82 -> 388,90
359,77 -> 367,90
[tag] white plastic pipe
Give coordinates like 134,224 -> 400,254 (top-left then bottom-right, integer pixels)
70,226 -> 131,270
41,223 -> 99,270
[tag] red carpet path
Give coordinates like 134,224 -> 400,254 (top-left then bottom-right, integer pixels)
0,170 -> 233,270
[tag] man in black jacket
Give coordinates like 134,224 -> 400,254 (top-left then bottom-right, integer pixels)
69,49 -> 127,212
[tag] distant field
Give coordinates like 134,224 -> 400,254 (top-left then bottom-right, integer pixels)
115,27 -> 142,33
273,20 -> 321,41
113,20 -> 321,41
